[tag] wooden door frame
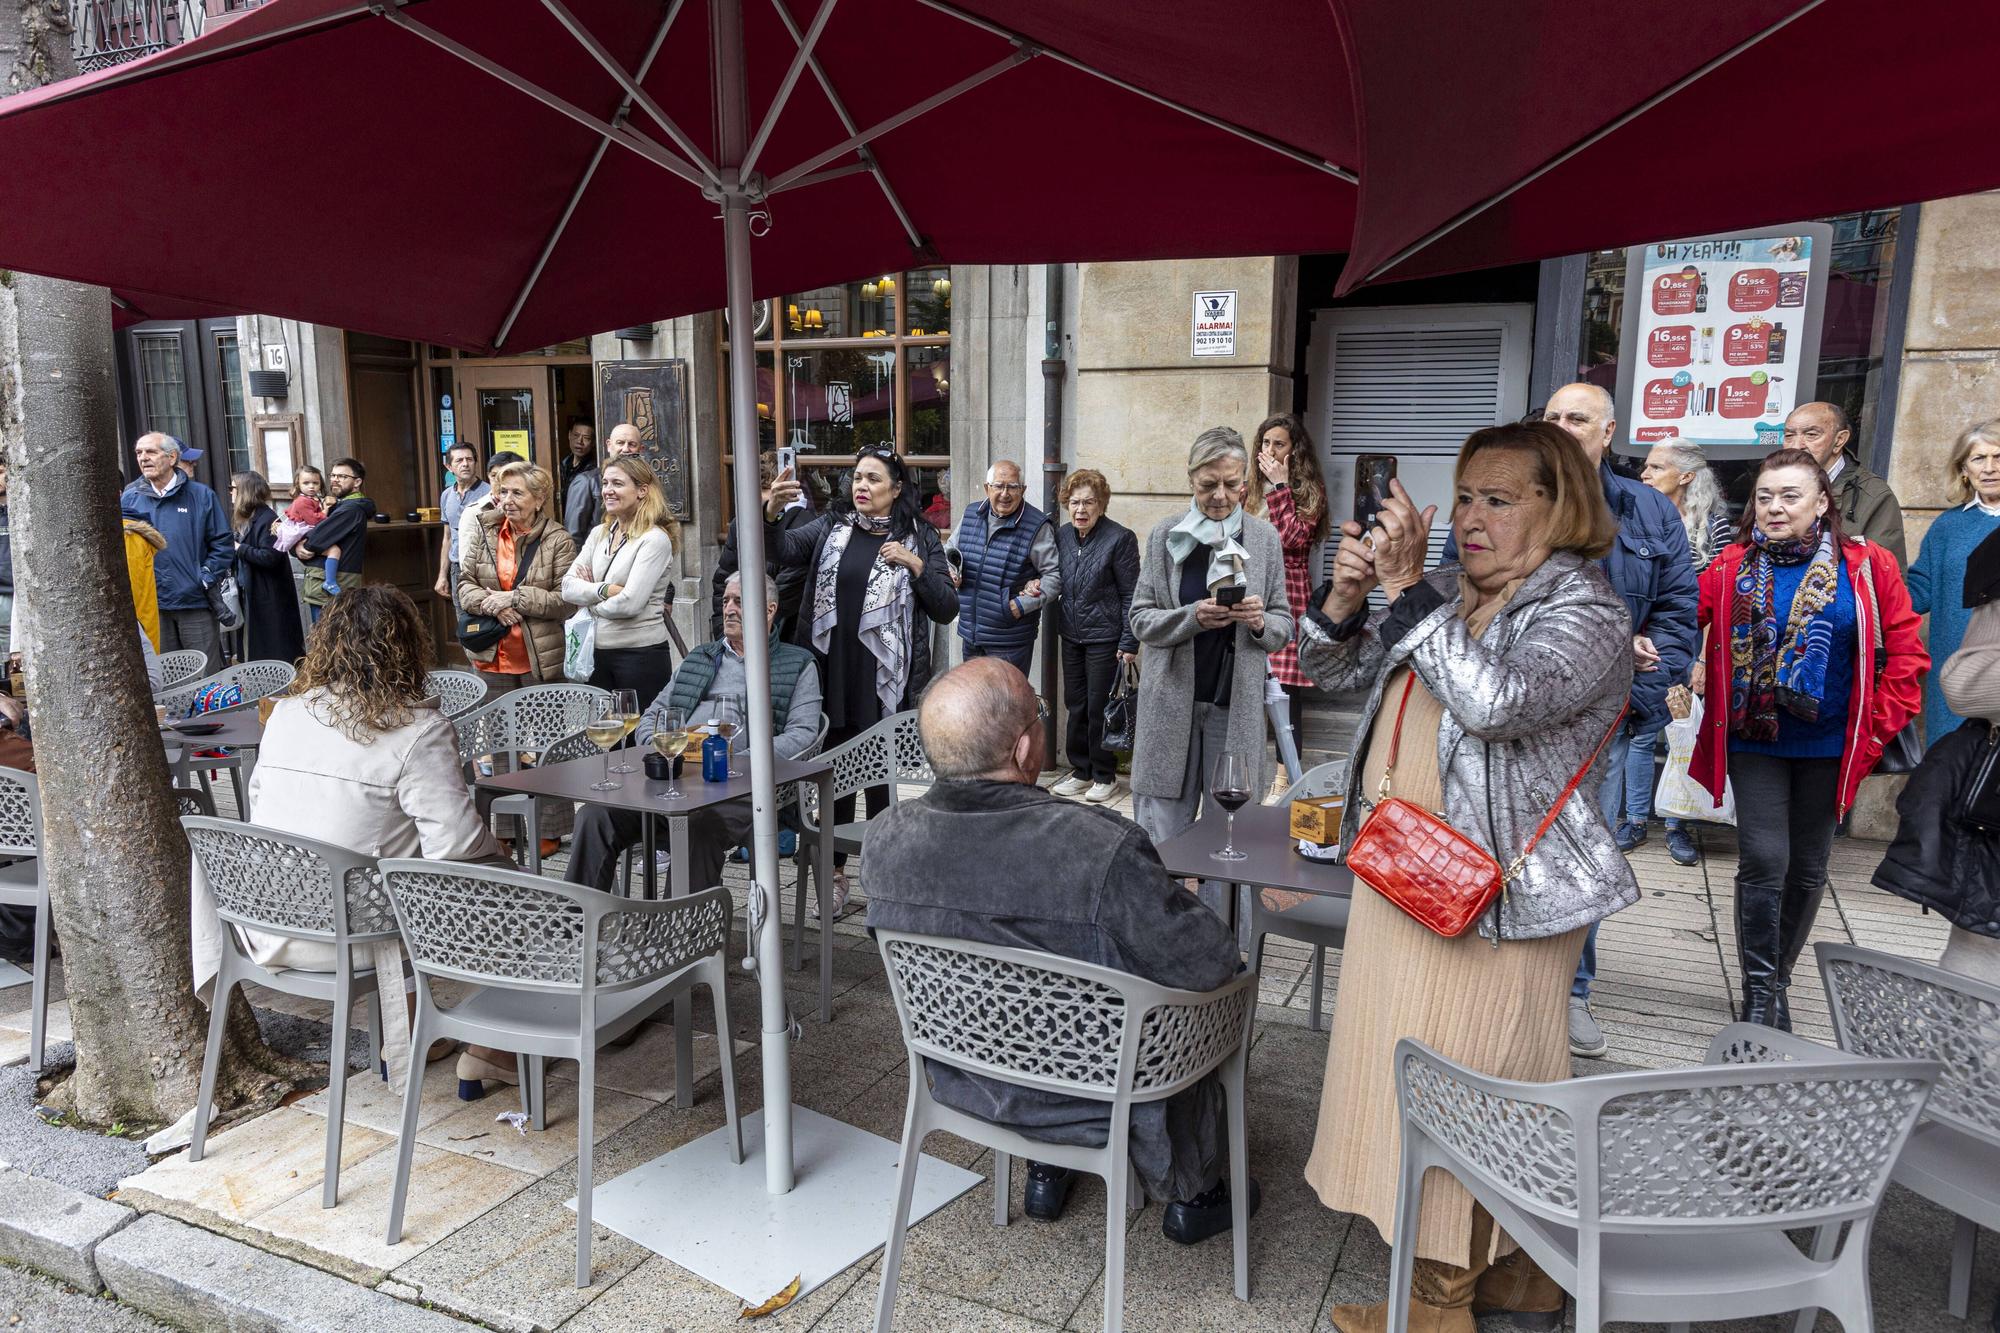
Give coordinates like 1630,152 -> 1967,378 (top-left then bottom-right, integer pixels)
456,364 -> 557,475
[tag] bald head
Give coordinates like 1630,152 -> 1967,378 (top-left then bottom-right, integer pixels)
1544,383 -> 1616,466
919,658 -> 1042,782
1783,401 -> 1851,470
606,424 -> 644,458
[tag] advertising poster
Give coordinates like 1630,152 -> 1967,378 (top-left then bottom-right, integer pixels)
1615,223 -> 1831,458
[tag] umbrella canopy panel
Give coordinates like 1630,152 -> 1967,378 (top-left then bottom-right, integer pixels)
0,0 -> 1360,352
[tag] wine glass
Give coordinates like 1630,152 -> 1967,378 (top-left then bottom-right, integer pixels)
607,689 -> 641,773
717,694 -> 746,777
650,708 -> 690,800
1210,752 -> 1250,862
585,714 -> 626,792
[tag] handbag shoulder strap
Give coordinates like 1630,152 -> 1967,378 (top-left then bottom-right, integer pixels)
1505,703 -> 1628,880
1377,672 -> 1418,802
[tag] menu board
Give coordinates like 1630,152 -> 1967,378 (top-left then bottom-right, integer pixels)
1615,223 -> 1831,459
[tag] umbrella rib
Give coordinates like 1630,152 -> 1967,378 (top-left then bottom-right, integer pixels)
764,0 -> 923,248
913,0 -> 1356,184
377,7 -> 710,191
1359,0 -> 1826,283
540,0 -> 720,184
741,0 -> 840,181
764,47 -> 1035,195
492,0 -> 688,349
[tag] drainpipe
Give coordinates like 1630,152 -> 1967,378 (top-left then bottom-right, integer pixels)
1040,264 -> 1066,757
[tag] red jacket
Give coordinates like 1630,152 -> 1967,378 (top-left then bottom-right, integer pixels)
1692,538 -> 1928,817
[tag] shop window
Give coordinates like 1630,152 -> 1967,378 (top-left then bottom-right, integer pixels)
216,332 -> 249,475
723,268 -> 952,522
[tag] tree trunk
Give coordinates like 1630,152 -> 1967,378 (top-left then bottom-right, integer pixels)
1,0 -> 306,1130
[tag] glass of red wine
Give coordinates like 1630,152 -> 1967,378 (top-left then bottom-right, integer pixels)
1210,752 -> 1250,863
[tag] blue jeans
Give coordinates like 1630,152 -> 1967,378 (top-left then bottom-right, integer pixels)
1595,718 -> 1682,830
1573,923 -> 1597,1000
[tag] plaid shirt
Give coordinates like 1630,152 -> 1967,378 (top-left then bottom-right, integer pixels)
1262,485 -> 1321,687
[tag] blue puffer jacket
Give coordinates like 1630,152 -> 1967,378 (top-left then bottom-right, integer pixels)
1442,460 -> 1697,727
119,472 -> 235,612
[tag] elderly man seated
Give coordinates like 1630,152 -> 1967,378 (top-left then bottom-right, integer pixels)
864,658 -> 1257,1240
565,571 -> 820,894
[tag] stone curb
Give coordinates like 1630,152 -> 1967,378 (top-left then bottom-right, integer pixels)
96,1213 -> 476,1333
0,1165 -> 135,1292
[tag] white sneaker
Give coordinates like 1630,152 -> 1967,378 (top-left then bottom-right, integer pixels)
1084,780 -> 1119,803
1050,774 -> 1091,797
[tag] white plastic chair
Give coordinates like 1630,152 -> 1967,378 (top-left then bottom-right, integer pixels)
792,708 -> 926,950
378,859 -> 741,1287
1385,1025 -> 1939,1333
155,648 -> 209,690
872,930 -> 1257,1332
181,816 -> 401,1209
157,659 -> 298,813
1247,759 -> 1349,1031
423,669 -> 489,718
0,768 -> 48,1073
1797,943 -> 2000,1328
454,683 -> 610,861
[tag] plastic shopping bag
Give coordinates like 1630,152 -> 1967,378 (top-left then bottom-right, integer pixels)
1654,697 -> 1734,824
563,609 -> 596,683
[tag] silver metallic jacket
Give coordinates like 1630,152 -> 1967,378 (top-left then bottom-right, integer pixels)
1298,550 -> 1640,941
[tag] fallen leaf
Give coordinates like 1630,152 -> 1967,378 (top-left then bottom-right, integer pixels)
740,1275 -> 802,1319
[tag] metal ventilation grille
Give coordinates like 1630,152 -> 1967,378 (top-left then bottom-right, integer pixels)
1315,325 -> 1518,604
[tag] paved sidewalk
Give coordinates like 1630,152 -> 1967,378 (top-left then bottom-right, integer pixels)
1,783 -> 1991,1332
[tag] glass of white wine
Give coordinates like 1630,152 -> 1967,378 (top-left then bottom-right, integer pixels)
715,694 -> 746,777
607,689 -> 641,773
650,708 -> 691,800
585,715 -> 626,792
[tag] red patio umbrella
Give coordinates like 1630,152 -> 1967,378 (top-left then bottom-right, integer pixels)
1336,0 -> 2000,290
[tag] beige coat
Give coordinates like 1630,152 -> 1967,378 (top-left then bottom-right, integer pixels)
457,510 -> 576,680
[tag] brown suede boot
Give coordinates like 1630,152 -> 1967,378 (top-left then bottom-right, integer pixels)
1328,1257 -> 1481,1333
1471,1247 -> 1566,1330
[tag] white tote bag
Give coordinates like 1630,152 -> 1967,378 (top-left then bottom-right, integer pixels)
562,608 -> 596,683
1654,697 -> 1735,824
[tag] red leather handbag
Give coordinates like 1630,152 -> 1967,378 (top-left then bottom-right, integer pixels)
1348,673 -> 1624,938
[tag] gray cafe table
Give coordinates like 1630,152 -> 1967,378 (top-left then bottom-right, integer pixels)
1154,800 -> 1354,934
160,705 -> 268,800
476,751 -> 837,1108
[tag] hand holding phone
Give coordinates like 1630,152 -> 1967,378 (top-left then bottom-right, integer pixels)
1215,584 -> 1247,607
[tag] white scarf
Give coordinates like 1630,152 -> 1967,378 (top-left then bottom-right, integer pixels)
810,515 -> 914,716
1165,504 -> 1248,592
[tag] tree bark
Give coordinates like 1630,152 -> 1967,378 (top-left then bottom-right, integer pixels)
1,0 -> 306,1130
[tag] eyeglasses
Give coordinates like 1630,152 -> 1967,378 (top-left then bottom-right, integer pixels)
987,482 -> 1026,493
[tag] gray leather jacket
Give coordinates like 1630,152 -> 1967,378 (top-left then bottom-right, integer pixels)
1298,550 -> 1639,941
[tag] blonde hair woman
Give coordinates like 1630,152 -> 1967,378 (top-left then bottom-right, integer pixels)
456,461 -> 576,690
1905,418 -> 2000,740
562,454 -> 681,703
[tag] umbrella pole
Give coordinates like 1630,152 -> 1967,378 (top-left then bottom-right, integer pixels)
712,0 -> 793,1196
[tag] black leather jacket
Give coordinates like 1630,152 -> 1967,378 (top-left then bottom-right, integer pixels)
1873,719 -> 2000,936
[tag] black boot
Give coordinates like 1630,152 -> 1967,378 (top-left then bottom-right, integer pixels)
1735,874 -> 1785,1027
1770,882 -> 1824,1033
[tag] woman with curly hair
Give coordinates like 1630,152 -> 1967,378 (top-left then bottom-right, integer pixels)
1245,412 -> 1330,763
190,585 -> 506,1090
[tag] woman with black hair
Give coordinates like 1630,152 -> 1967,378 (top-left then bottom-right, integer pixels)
760,447 -> 958,914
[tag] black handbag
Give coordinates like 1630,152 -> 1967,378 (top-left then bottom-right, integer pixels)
457,528 -> 545,654
1101,657 -> 1140,752
1874,719 -> 1925,775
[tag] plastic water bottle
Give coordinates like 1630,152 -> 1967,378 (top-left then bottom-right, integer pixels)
702,731 -> 730,783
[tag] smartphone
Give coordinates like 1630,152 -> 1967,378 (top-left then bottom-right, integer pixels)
1215,584 -> 1247,607
775,445 -> 797,476
1353,454 -> 1398,530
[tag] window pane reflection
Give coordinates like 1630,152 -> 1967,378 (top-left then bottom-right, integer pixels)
781,346 -> 896,456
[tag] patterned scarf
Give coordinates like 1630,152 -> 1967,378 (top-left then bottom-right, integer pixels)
1728,522 -> 1839,740
810,512 -> 912,717
1164,504 -> 1248,592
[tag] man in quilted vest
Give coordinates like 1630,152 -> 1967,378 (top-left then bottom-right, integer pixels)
948,460 -> 1060,672
864,659 -> 1258,1242
564,571 -> 820,894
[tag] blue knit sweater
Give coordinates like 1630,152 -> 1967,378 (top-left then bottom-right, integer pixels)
1907,504 -> 2000,741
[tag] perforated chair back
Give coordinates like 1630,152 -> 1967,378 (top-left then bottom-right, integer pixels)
423,669 -> 489,718
181,815 -> 397,945
380,859 -> 732,997
171,786 -> 217,819
157,659 -> 298,718
799,708 -> 915,831
1291,758 -> 1348,802
1394,1026 -> 1936,1235
156,649 -> 209,690
1818,942 -> 2000,1147
452,683 -> 610,766
0,766 -> 41,860
877,930 -> 1255,1106
890,708 -> 933,787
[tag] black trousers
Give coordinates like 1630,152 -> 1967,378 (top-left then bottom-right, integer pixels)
565,798 -> 751,895
1728,751 -> 1840,993
589,641 -> 673,708
826,721 -> 890,869
1060,637 -> 1120,783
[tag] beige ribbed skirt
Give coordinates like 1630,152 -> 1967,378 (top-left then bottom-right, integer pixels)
1304,665 -> 1585,1266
